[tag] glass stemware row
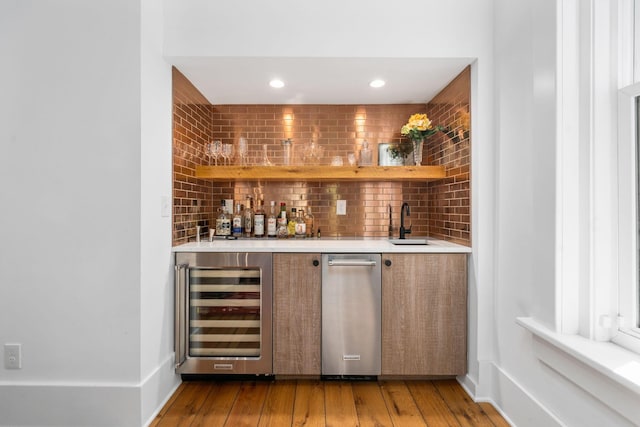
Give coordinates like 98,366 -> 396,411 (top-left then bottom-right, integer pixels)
205,140 -> 235,165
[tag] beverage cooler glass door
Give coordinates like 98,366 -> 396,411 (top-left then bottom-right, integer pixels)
190,267 -> 261,357
175,252 -> 272,375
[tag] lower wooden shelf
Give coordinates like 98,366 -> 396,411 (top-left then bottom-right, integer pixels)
195,165 -> 446,181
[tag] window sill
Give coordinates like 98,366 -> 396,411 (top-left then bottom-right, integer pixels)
517,317 -> 640,422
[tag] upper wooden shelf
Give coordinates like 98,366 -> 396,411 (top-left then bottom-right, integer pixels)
195,165 -> 447,182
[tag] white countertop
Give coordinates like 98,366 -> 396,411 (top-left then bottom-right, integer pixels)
172,237 -> 471,254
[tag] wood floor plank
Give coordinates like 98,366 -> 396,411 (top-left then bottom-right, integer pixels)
379,381 -> 428,427
149,382 -> 186,427
478,402 -> 512,427
224,381 -> 270,427
324,381 -> 358,427
351,381 -> 394,427
151,379 -> 511,427
292,380 -> 325,427
434,380 -> 495,427
407,381 -> 461,427
191,381 -> 241,427
155,381 -> 214,427
257,380 -> 296,427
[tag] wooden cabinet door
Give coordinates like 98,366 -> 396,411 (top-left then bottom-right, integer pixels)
381,253 -> 467,376
273,253 -> 322,375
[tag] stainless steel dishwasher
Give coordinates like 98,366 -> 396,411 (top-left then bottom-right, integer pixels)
322,253 -> 381,376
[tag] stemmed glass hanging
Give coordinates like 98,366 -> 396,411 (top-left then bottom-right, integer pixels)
238,137 -> 248,166
207,140 -> 222,165
223,143 -> 234,165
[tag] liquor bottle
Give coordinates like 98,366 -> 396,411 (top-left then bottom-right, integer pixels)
287,207 -> 297,237
215,199 -> 231,236
295,208 -> 306,238
254,199 -> 265,238
243,195 -> 253,238
304,207 -> 315,238
267,201 -> 277,238
277,202 -> 288,239
232,203 -> 243,237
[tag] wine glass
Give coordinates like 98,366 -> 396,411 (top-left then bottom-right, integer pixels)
238,137 -> 248,166
205,142 -> 212,165
223,143 -> 234,165
208,140 -> 222,165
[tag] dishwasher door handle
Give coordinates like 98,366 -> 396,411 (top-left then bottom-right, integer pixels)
328,259 -> 377,267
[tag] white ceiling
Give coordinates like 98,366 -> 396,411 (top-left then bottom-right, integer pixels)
171,57 -> 474,105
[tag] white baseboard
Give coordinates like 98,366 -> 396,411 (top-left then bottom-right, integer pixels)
141,354 -> 181,427
0,355 -> 179,427
0,381 -> 141,427
461,361 -> 564,427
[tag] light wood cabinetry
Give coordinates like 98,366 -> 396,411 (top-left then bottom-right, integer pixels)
381,253 -> 467,376
196,165 -> 446,182
272,253 -> 322,375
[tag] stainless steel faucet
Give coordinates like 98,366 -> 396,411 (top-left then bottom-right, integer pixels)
399,202 -> 411,239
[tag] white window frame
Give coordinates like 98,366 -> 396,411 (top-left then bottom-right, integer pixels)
614,81 -> 640,354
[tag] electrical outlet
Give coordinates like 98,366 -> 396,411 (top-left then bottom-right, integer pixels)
336,200 -> 347,215
4,343 -> 21,369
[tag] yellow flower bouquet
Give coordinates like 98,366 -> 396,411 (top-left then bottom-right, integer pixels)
400,113 -> 442,141
399,113 -> 443,166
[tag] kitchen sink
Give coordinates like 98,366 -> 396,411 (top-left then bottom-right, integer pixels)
388,238 -> 428,245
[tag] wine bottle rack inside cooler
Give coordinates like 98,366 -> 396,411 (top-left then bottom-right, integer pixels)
189,267 -> 262,357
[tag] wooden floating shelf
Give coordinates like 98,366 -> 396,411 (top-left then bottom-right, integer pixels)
195,165 -> 447,182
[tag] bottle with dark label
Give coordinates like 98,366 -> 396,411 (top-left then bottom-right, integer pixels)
215,199 -> 231,236
232,203 -> 243,237
254,199 -> 265,238
277,202 -> 288,239
243,195 -> 253,238
267,201 -> 277,238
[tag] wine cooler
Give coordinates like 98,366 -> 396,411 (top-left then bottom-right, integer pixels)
174,252 -> 272,375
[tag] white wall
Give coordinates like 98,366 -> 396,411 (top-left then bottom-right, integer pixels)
140,0 -> 179,423
0,1 -> 176,426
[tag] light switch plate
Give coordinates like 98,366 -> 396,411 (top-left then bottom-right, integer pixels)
336,200 -> 347,215
161,196 -> 171,217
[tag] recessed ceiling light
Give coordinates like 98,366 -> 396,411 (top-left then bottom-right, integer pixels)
269,79 -> 285,88
369,79 -> 386,88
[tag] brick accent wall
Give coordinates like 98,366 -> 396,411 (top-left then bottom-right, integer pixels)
211,104 -> 422,238
172,68 -> 230,244
172,67 -> 471,245
425,67 -> 471,244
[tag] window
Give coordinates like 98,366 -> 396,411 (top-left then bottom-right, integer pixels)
614,82 -> 640,353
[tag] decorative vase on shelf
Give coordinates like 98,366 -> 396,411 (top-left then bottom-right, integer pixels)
411,138 -> 425,166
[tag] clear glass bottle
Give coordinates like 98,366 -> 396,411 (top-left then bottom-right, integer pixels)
287,207 -> 297,237
359,140 -> 373,166
232,203 -> 243,237
295,209 -> 306,238
243,195 -> 253,238
215,199 -> 231,236
267,201 -> 277,238
304,207 -> 315,238
254,199 -> 265,238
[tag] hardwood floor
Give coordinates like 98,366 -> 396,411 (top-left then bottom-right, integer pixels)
150,379 -> 511,427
